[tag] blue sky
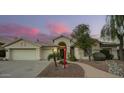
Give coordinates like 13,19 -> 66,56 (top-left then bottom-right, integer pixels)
0,15 -> 106,39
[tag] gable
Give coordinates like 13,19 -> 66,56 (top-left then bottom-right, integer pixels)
53,36 -> 72,46
54,36 -> 70,42
5,40 -> 40,49
53,35 -> 71,41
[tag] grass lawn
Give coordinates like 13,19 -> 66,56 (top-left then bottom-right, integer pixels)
37,62 -> 84,77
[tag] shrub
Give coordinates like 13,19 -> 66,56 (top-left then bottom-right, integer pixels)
93,52 -> 106,61
67,53 -> 77,61
69,55 -> 77,61
59,60 -> 64,64
58,60 -> 68,65
47,53 -> 61,61
100,49 -> 114,60
109,54 -> 114,60
48,54 -> 54,61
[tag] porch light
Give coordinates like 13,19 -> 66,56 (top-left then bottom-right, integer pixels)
53,48 -> 57,53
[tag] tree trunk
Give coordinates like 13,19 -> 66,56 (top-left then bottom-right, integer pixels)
89,55 -> 91,62
119,36 -> 124,61
53,53 -> 57,67
88,48 -> 92,62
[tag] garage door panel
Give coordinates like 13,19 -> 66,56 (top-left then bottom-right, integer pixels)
11,49 -> 37,60
42,49 -> 52,60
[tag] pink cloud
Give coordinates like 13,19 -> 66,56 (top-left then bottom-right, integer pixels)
0,23 -> 55,42
46,22 -> 71,35
0,24 -> 40,38
31,28 -> 40,35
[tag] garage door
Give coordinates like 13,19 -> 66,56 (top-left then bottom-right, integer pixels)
42,49 -> 52,60
11,49 -> 37,60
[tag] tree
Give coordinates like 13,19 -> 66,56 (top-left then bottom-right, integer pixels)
101,15 -> 124,60
71,24 -> 95,61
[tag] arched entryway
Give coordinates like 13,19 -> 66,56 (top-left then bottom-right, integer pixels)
58,42 -> 66,59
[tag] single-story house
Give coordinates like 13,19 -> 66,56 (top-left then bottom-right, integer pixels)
3,38 -> 58,60
3,35 -> 119,61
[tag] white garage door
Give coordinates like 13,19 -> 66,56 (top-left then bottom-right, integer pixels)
11,49 -> 37,60
42,49 -> 52,60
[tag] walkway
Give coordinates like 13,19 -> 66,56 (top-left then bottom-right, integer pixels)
70,62 -> 119,78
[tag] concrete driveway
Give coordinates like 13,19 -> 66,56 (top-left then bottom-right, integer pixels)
0,61 -> 51,78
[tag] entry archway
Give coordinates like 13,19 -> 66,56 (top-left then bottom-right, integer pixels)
58,42 -> 66,59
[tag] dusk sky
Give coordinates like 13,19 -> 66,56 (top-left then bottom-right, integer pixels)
0,15 -> 106,40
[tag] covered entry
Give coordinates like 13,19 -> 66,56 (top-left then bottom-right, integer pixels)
58,42 -> 66,59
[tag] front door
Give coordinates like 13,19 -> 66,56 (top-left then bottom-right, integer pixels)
60,49 -> 64,59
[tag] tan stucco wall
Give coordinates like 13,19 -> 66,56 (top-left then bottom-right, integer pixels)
74,48 -> 89,60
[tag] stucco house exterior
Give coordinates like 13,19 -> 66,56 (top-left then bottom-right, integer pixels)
3,35 -> 119,61
3,38 -> 57,60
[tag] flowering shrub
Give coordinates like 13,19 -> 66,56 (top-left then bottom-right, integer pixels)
107,61 -> 124,77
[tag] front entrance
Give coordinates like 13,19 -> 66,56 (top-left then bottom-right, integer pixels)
60,49 -> 64,59
58,42 -> 66,59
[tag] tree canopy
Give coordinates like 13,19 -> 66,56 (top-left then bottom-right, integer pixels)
101,15 -> 124,40
71,24 -> 95,50
101,15 -> 124,60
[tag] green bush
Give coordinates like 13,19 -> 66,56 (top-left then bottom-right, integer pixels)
48,54 -> 54,61
93,52 -> 106,61
100,49 -> 114,60
59,60 -> 64,64
109,54 -> 114,60
68,53 -> 77,61
47,53 -> 61,61
58,60 -> 68,65
69,55 -> 77,61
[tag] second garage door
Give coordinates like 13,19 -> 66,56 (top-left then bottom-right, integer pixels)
11,49 -> 37,60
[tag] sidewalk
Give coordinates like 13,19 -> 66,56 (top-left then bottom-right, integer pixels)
69,62 -> 119,78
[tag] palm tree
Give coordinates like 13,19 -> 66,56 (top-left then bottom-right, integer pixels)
101,15 -> 124,60
71,24 -> 95,61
